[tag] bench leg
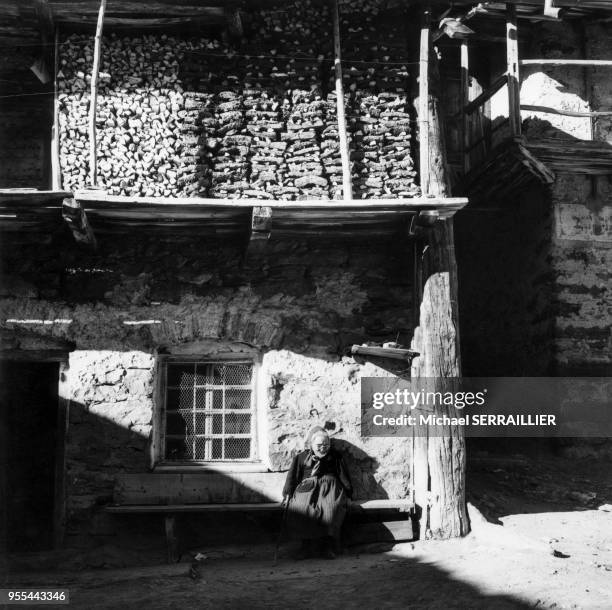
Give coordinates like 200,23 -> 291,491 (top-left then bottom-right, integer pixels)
165,514 -> 179,563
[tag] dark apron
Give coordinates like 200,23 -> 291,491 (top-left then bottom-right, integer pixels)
287,474 -> 348,539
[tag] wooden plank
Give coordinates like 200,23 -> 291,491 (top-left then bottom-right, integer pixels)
51,29 -> 61,190
344,519 -> 414,546
0,190 -> 71,204
462,72 -> 507,116
114,472 -> 287,505
520,59 -> 612,67
106,503 -> 282,513
461,41 -> 470,174
331,0 -> 353,200
521,104 -> 612,118
351,345 -> 419,361
74,193 -> 469,210
419,7 -> 430,195
506,4 -> 521,136
88,0 -> 106,187
105,499 -> 413,513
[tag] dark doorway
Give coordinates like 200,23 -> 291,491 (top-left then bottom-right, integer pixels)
0,361 -> 61,552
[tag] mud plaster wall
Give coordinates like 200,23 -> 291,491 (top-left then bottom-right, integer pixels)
550,176 -> 612,375
0,234 -> 415,545
520,22 -> 612,374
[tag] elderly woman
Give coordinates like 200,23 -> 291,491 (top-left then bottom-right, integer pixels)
282,426 -> 353,559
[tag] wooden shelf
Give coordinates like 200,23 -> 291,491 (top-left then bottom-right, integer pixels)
74,192 -> 468,238
0,189 -> 71,233
0,189 -> 468,240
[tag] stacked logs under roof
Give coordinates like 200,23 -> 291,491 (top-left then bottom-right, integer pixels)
58,0 -> 419,199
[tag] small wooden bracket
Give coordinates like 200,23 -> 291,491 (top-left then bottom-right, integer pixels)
351,345 -> 420,362
244,206 -> 272,265
62,197 -> 97,248
225,7 -> 243,38
544,0 -> 562,19
408,210 -> 440,237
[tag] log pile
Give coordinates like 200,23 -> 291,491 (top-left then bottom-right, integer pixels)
57,0 -> 419,200
339,0 -> 419,198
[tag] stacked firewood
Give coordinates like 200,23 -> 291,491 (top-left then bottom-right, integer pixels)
58,33 -> 228,197
57,0 -> 420,200
339,2 -> 420,198
245,3 -> 332,199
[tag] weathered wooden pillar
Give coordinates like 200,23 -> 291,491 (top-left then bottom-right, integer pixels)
411,6 -> 469,540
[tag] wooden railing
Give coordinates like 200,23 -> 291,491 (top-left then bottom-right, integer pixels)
460,5 -> 520,174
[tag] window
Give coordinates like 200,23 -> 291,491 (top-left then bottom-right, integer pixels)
159,358 -> 257,463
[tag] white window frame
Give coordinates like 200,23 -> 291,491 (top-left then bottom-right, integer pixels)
152,352 -> 267,472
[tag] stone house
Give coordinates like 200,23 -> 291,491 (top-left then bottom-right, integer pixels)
1,0 -> 610,560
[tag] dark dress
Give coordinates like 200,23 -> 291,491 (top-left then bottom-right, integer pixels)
283,448 -> 353,540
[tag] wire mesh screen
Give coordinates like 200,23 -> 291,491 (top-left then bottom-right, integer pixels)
164,361 -> 254,461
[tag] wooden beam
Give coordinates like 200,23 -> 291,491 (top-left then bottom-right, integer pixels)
520,59 -> 612,67
460,41 -> 470,174
73,192 -> 469,210
51,29 -> 61,190
506,4 -> 521,136
419,8 -> 431,195
521,103 -> 612,118
331,0 -> 353,200
461,72 -> 507,116
88,0 -> 106,187
351,345 -> 419,361
62,197 -> 97,248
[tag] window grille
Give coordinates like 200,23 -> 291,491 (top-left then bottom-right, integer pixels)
163,361 -> 255,462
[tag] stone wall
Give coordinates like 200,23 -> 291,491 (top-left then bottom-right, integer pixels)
1,232 -> 415,545
550,175 -> 612,375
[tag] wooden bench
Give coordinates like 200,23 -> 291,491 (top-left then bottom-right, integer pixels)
105,473 -> 414,562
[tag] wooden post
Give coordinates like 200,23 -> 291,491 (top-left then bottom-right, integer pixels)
506,4 -> 521,136
53,393 -> 69,549
460,41 -> 470,174
52,29 -> 61,190
0,382 -> 7,570
419,8 -> 430,195
165,514 -> 179,563
331,0 -> 353,200
411,6 -> 468,540
89,0 -> 106,187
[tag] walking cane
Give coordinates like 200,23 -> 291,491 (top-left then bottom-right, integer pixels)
273,499 -> 290,565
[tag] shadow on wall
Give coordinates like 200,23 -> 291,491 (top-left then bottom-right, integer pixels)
2,391 -> 393,556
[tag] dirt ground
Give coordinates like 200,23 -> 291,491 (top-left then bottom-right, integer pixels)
3,456 -> 612,609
